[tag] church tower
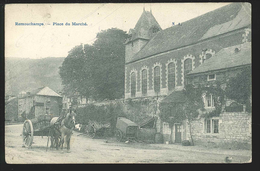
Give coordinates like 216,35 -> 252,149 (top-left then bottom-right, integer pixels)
125,8 -> 162,63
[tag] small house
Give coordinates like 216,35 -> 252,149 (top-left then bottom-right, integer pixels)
18,86 -> 63,120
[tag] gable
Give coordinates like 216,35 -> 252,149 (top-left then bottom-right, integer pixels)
36,87 -> 61,97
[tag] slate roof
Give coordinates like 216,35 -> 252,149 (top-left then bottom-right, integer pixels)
24,86 -> 62,97
37,86 -> 62,97
161,91 -> 186,104
128,3 -> 251,63
125,10 -> 162,44
188,42 -> 251,75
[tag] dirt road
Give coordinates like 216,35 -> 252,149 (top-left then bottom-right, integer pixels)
5,124 -> 251,164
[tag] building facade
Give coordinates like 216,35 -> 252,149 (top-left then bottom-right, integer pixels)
18,86 -> 63,119
179,42 -> 251,147
124,3 -> 251,99
124,3 -> 251,147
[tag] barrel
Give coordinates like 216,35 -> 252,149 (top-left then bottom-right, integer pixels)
155,133 -> 163,144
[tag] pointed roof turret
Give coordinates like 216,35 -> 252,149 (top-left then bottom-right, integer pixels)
125,10 -> 162,44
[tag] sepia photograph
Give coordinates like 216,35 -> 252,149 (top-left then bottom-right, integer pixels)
5,3 -> 252,164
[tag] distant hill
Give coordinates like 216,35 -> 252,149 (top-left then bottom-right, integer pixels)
5,57 -> 65,96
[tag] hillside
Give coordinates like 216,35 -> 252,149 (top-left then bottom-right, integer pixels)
5,57 -> 65,95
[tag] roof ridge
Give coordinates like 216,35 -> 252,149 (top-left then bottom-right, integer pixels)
128,3 -> 248,62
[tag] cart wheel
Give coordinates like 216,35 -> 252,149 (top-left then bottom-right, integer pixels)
22,120 -> 33,147
115,129 -> 123,142
86,125 -> 96,139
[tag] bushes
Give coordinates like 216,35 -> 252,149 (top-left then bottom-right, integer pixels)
75,102 -> 126,133
182,140 -> 191,146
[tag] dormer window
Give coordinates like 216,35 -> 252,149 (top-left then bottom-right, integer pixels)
207,74 -> 216,81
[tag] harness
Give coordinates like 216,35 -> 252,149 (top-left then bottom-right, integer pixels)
63,115 -> 75,130
55,113 -> 75,130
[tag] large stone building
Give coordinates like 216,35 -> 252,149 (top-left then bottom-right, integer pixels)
124,3 -> 251,99
124,3 -> 251,147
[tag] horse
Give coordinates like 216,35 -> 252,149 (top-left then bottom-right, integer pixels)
50,110 -> 76,151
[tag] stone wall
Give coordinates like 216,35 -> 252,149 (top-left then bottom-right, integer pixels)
184,112 -> 251,149
220,112 -> 251,143
87,96 -> 163,133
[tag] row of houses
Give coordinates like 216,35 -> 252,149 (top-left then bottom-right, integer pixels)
123,3 -> 251,146
5,86 -> 90,121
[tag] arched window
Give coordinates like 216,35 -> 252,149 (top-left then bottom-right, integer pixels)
184,58 -> 192,85
205,53 -> 212,60
130,72 -> 136,97
168,62 -> 175,91
202,53 -> 213,63
142,69 -> 147,96
154,66 -> 160,93
200,50 -> 215,64
184,58 -> 192,75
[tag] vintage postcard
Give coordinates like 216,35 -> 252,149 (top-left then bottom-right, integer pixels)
5,3 -> 251,164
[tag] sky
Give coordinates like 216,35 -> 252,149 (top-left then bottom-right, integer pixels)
5,3 -> 230,59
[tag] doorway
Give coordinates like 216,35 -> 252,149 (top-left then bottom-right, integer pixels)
175,123 -> 182,143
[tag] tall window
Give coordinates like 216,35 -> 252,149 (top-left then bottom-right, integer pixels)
168,62 -> 175,91
204,94 -> 215,108
206,119 -> 211,133
184,58 -> 192,85
142,69 -> 147,96
154,66 -> 160,93
131,72 -> 136,97
212,119 -> 219,133
205,119 -> 219,134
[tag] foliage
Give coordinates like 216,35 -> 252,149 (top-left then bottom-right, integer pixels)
75,103 -> 126,133
159,84 -> 204,126
201,82 -> 225,118
182,140 -> 191,146
225,67 -> 251,112
225,102 -> 244,112
159,103 -> 185,127
125,98 -> 158,125
59,28 -> 128,100
182,84 -> 204,120
59,45 -> 96,97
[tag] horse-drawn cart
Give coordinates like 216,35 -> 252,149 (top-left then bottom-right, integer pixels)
115,117 -> 139,142
22,114 -> 61,148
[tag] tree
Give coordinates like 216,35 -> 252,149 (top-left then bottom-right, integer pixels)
182,84 -> 204,145
225,67 -> 251,112
59,44 -> 96,98
59,28 -> 127,101
92,28 -> 127,100
159,84 -> 204,145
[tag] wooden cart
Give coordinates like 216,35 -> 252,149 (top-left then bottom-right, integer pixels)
84,120 -> 110,139
115,117 -> 138,142
22,114 -> 60,148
